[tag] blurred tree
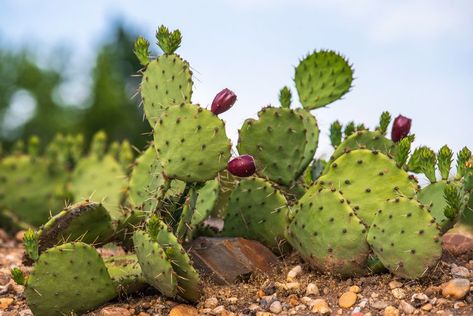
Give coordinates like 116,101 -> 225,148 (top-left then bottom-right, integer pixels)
0,22 -> 151,152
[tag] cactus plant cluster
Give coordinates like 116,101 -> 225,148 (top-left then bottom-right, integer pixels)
5,25 -> 473,315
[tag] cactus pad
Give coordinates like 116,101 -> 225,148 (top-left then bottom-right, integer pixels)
313,149 -> 418,226
71,154 -> 127,220
104,254 -> 146,295
0,155 -> 66,226
329,130 -> 396,162
128,146 -> 169,212
221,177 -> 290,252
417,181 -> 452,231
295,50 -> 353,109
367,197 -> 442,279
38,201 -> 114,251
189,179 -> 220,234
25,242 -> 117,316
133,230 -> 177,297
154,103 -> 231,182
141,54 -> 193,126
237,107 -> 313,185
287,188 -> 369,276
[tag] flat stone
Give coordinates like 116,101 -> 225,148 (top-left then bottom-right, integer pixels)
442,278 -> 470,300
339,291 -> 357,308
383,305 -> 400,316
451,264 -> 470,278
98,307 -> 132,316
269,301 -> 282,314
399,300 -> 415,315
169,304 -> 198,316
188,237 -> 279,285
311,299 -> 331,314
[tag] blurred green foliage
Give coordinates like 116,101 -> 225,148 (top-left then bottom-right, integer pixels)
0,23 -> 151,151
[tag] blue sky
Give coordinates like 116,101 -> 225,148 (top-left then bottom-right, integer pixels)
0,0 -> 472,158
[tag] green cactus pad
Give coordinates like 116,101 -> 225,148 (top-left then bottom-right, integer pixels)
296,108 -> 320,173
151,219 -> 202,302
0,155 -> 67,226
189,179 -> 220,234
71,154 -> 127,220
295,50 -> 353,109
37,201 -> 114,252
128,146 -> 170,212
312,149 -> 418,226
154,103 -> 231,182
114,208 -> 146,248
141,54 -> 193,126
104,254 -> 146,295
329,130 -> 396,162
367,197 -> 442,279
237,107 -> 310,186
221,177 -> 290,252
417,181 -> 453,231
25,242 -> 117,316
287,188 -> 369,276
133,230 -> 177,297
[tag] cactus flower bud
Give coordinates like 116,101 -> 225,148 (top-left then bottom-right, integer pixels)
227,155 -> 256,177
211,88 -> 237,115
391,114 -> 412,142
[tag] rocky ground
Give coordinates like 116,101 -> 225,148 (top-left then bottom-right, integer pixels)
0,230 -> 472,316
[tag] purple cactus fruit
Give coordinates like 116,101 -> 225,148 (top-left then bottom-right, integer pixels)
227,155 -> 256,177
211,88 -> 237,115
391,114 -> 412,142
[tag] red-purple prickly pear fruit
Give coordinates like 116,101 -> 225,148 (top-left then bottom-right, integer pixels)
227,155 -> 256,177
391,114 -> 412,142
211,88 -> 237,115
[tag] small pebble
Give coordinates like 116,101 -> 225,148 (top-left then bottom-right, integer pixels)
349,285 -> 361,293
269,301 -> 282,314
388,280 -> 402,289
410,293 -> 429,306
99,306 -> 132,316
383,305 -> 400,316
169,304 -> 198,316
370,299 -> 387,310
442,278 -> 470,300
286,265 -> 302,281
391,288 -> 406,299
339,291 -> 357,308
399,300 -> 415,315
212,305 -> 226,314
306,283 -> 319,295
421,303 -> 433,311
226,297 -> 238,304
311,299 -> 331,314
451,264 -> 470,278
0,297 -> 14,310
204,297 -> 218,309
453,301 -> 466,309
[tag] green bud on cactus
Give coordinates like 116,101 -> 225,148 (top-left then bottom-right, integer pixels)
156,25 -> 182,55
91,130 -> 107,159
134,36 -> 150,66
329,120 -> 342,148
356,123 -> 367,131
395,136 -> 412,168
443,183 -> 462,220
119,140 -> 134,170
408,146 -> 437,183
377,111 -> 391,135
147,215 -> 161,241
23,229 -> 39,261
279,86 -> 292,108
11,267 -> 25,285
437,145 -> 453,180
343,121 -> 355,138
455,146 -> 472,179
28,135 -> 40,157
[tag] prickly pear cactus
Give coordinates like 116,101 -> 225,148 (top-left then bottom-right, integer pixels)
367,197 -> 442,279
221,177 -> 290,252
237,106 -> 318,186
294,50 -> 353,109
139,26 -> 193,127
25,242 -> 117,316
37,201 -> 115,252
133,230 -> 177,297
287,187 -> 370,276
154,103 -> 231,182
312,149 -> 418,226
0,154 -> 67,226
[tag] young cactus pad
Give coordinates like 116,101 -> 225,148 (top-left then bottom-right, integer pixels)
37,201 -> 115,252
237,106 -> 318,186
140,54 -> 193,127
25,242 -> 117,316
367,197 -> 442,279
294,50 -> 353,110
133,230 -> 177,297
287,188 -> 370,276
313,149 -> 418,226
221,177 -> 290,252
154,103 -> 231,182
